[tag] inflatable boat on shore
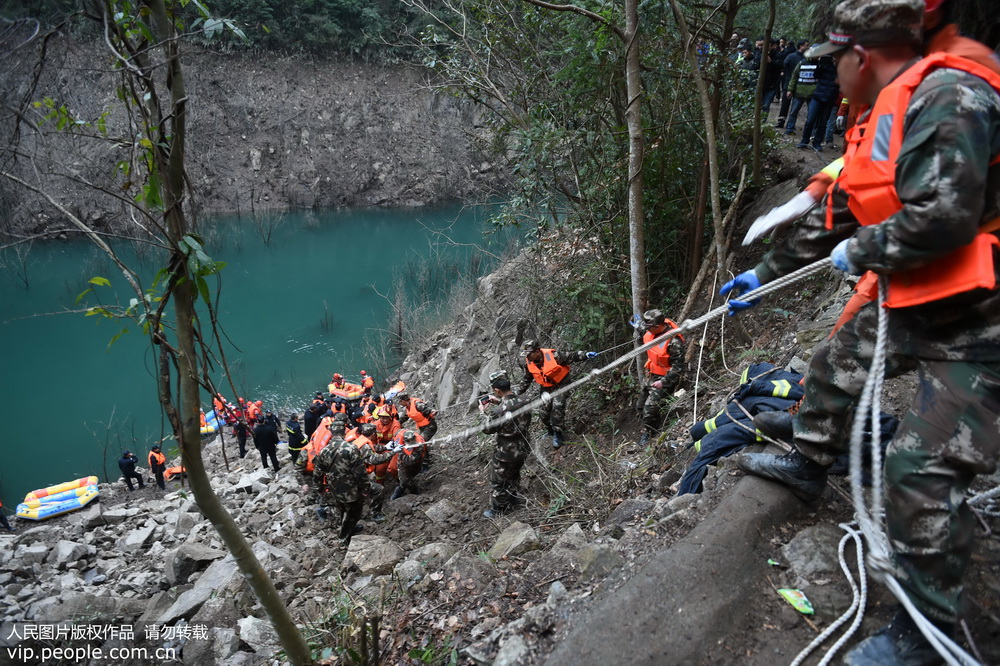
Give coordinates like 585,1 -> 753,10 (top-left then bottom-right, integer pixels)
17,477 -> 100,521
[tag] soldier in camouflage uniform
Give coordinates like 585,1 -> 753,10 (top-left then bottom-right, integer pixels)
390,429 -> 427,500
515,340 -> 597,449
313,419 -> 389,545
722,1 -> 1000,663
639,309 -> 686,447
480,370 -> 533,519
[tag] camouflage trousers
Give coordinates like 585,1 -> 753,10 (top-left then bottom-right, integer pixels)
418,421 -> 438,442
322,482 -> 385,538
397,458 -> 422,494
793,302 -> 1000,622
642,374 -> 679,432
490,451 -> 527,511
539,386 -> 568,435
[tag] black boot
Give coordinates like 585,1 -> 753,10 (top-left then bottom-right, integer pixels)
390,486 -> 405,501
735,448 -> 828,502
552,432 -> 564,449
753,410 -> 794,442
843,608 -> 952,666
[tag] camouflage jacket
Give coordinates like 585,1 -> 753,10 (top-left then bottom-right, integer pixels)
515,349 -> 589,394
756,64 -> 1000,361
314,438 -> 368,502
482,392 -> 533,462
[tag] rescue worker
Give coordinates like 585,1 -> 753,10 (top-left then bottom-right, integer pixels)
389,429 -> 427,500
264,409 -> 280,429
396,392 -> 439,442
118,450 -> 145,491
313,419 -> 386,545
638,310 -> 686,446
355,422 -> 393,486
285,413 -> 307,464
480,370 -> 532,519
374,406 -> 401,447
720,1 -> 1000,662
253,415 -> 281,472
514,339 -> 597,448
245,399 -> 262,424
148,445 -> 167,490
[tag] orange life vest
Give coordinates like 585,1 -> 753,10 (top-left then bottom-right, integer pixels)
833,53 -> 1000,308
246,402 -> 261,421
644,320 -> 683,376
148,451 -> 166,468
353,434 -> 387,477
526,349 -> 570,387
164,466 -> 186,481
199,412 -> 208,427
304,416 -> 335,473
403,398 -> 432,428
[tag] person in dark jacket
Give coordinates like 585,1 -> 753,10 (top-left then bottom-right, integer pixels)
777,40 -> 809,127
118,450 -> 145,491
234,418 -> 249,459
797,55 -> 838,151
303,401 -> 322,440
285,413 -> 307,464
761,39 -> 784,112
253,417 -> 281,471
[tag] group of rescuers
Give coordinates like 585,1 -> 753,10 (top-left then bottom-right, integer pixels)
301,0 -> 999,660
270,316 -> 684,543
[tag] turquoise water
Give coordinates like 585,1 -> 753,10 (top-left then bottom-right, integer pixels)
0,203 -> 518,513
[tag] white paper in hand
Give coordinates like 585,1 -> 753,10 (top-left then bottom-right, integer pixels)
742,191 -> 819,246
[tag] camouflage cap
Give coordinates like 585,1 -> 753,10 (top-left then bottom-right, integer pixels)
359,423 -> 376,436
402,430 -> 416,442
642,308 -> 666,325
521,339 -> 540,352
488,369 -> 509,389
332,412 -> 349,422
807,0 -> 923,58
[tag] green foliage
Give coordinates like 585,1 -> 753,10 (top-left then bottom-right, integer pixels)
408,635 -> 459,665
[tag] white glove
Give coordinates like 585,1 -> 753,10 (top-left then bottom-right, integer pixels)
742,191 -> 819,246
835,115 -> 846,132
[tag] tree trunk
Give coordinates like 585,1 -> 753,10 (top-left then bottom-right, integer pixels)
624,0 -> 648,375
142,2 -> 313,663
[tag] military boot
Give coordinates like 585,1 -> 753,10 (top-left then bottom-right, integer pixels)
753,410 -> 794,442
735,448 -> 828,502
372,513 -> 387,524
552,432 -> 564,449
843,608 -> 952,666
390,486 -> 405,501
638,431 -> 651,447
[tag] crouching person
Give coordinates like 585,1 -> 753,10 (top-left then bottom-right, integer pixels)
390,429 -> 427,500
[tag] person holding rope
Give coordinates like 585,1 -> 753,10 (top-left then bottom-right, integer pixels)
638,310 -> 685,447
721,1 -> 1000,663
515,339 -> 598,449
480,370 -> 533,519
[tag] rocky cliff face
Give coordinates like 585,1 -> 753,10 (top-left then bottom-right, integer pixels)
1,39 -> 502,235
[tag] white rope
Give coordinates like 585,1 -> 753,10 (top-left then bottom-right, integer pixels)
424,258 -> 838,448
843,276 -> 979,666
790,522 -> 867,666
968,484 -> 1000,506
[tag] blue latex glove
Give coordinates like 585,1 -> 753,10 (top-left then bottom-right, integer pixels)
628,313 -> 643,330
831,238 -> 862,275
720,269 -> 763,316
586,351 -> 598,359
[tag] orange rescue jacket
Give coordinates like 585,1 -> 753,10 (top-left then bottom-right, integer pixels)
833,53 -> 1000,308
526,349 -> 570,387
643,320 -> 682,376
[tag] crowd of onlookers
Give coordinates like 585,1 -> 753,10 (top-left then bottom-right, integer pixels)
732,34 -> 846,153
